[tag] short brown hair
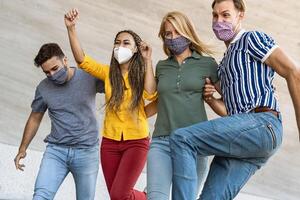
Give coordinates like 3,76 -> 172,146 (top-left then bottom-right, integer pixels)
34,43 -> 65,67
212,0 -> 246,12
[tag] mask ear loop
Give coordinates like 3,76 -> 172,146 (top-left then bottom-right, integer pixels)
133,46 -> 138,54
233,12 -> 243,34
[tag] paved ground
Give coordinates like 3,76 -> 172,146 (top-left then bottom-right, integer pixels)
1,0 -> 300,199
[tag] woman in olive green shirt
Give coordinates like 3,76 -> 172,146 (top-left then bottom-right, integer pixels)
146,11 -> 226,200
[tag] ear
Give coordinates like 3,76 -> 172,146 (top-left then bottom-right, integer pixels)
63,56 -> 68,66
133,46 -> 138,54
239,11 -> 245,20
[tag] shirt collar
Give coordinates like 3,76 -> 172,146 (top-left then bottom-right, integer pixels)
230,29 -> 246,44
168,50 -> 201,60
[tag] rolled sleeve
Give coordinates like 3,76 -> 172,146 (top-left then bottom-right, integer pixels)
143,90 -> 158,101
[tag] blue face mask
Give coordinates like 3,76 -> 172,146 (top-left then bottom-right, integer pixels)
164,36 -> 191,55
48,66 -> 68,85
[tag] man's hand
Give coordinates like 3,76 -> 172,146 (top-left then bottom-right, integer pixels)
64,8 -> 79,29
14,151 -> 27,171
203,78 -> 216,102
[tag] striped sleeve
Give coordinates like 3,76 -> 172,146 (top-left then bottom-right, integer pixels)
247,31 -> 278,63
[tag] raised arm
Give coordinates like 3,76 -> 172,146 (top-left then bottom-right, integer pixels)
64,8 -> 108,80
140,42 -> 156,95
65,8 -> 84,64
14,112 -> 44,171
203,78 -> 227,116
265,47 -> 300,139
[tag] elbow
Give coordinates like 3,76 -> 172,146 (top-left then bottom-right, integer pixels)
286,67 -> 300,82
75,55 -> 85,65
76,58 -> 84,65
220,110 -> 228,117
145,87 -> 157,96
74,51 -> 85,65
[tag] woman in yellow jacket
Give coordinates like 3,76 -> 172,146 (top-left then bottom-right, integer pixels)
64,9 -> 156,200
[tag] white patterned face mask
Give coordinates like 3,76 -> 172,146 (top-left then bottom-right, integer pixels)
113,46 -> 133,64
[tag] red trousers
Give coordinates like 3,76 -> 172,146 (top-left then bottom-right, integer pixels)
101,137 -> 149,200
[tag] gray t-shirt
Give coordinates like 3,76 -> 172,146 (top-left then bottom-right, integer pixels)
31,67 -> 104,148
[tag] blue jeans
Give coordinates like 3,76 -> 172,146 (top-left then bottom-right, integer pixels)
147,136 -> 209,200
33,143 -> 99,200
169,112 -> 282,200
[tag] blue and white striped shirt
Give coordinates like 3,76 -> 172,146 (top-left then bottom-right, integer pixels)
217,30 -> 279,115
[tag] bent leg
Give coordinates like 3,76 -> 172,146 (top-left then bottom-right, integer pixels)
33,145 -> 69,200
170,113 -> 282,200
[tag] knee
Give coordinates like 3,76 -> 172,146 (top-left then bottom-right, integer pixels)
110,190 -> 128,200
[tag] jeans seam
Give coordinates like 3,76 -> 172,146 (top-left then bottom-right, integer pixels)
229,122 -> 265,156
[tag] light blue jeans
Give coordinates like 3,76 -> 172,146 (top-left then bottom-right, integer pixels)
169,112 -> 282,200
147,136 -> 209,200
33,143 -> 99,200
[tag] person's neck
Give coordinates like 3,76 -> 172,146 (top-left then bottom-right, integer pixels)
175,48 -> 192,65
66,66 -> 75,81
120,63 -> 129,75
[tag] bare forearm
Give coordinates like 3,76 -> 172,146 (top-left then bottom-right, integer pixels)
144,60 -> 156,94
144,99 -> 158,118
286,69 -> 300,137
206,97 -> 227,116
67,26 -> 85,64
19,112 -> 43,152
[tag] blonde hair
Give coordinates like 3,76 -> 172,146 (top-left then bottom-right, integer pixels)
158,11 -> 213,56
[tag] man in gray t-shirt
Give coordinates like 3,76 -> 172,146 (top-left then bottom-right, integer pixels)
14,43 -> 104,200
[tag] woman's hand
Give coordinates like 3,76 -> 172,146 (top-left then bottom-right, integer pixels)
140,41 -> 152,62
64,8 -> 79,29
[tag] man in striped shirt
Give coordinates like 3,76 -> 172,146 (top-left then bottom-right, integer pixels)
169,0 -> 300,199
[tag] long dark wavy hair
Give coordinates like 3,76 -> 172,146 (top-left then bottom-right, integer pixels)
106,30 -> 145,112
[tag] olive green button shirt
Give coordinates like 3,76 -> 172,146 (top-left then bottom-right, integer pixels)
153,51 -> 219,137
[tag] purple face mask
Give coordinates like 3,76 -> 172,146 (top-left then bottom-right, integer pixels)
212,21 -> 236,42
164,36 -> 191,55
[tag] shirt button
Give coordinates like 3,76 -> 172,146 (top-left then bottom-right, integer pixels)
177,75 -> 180,78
